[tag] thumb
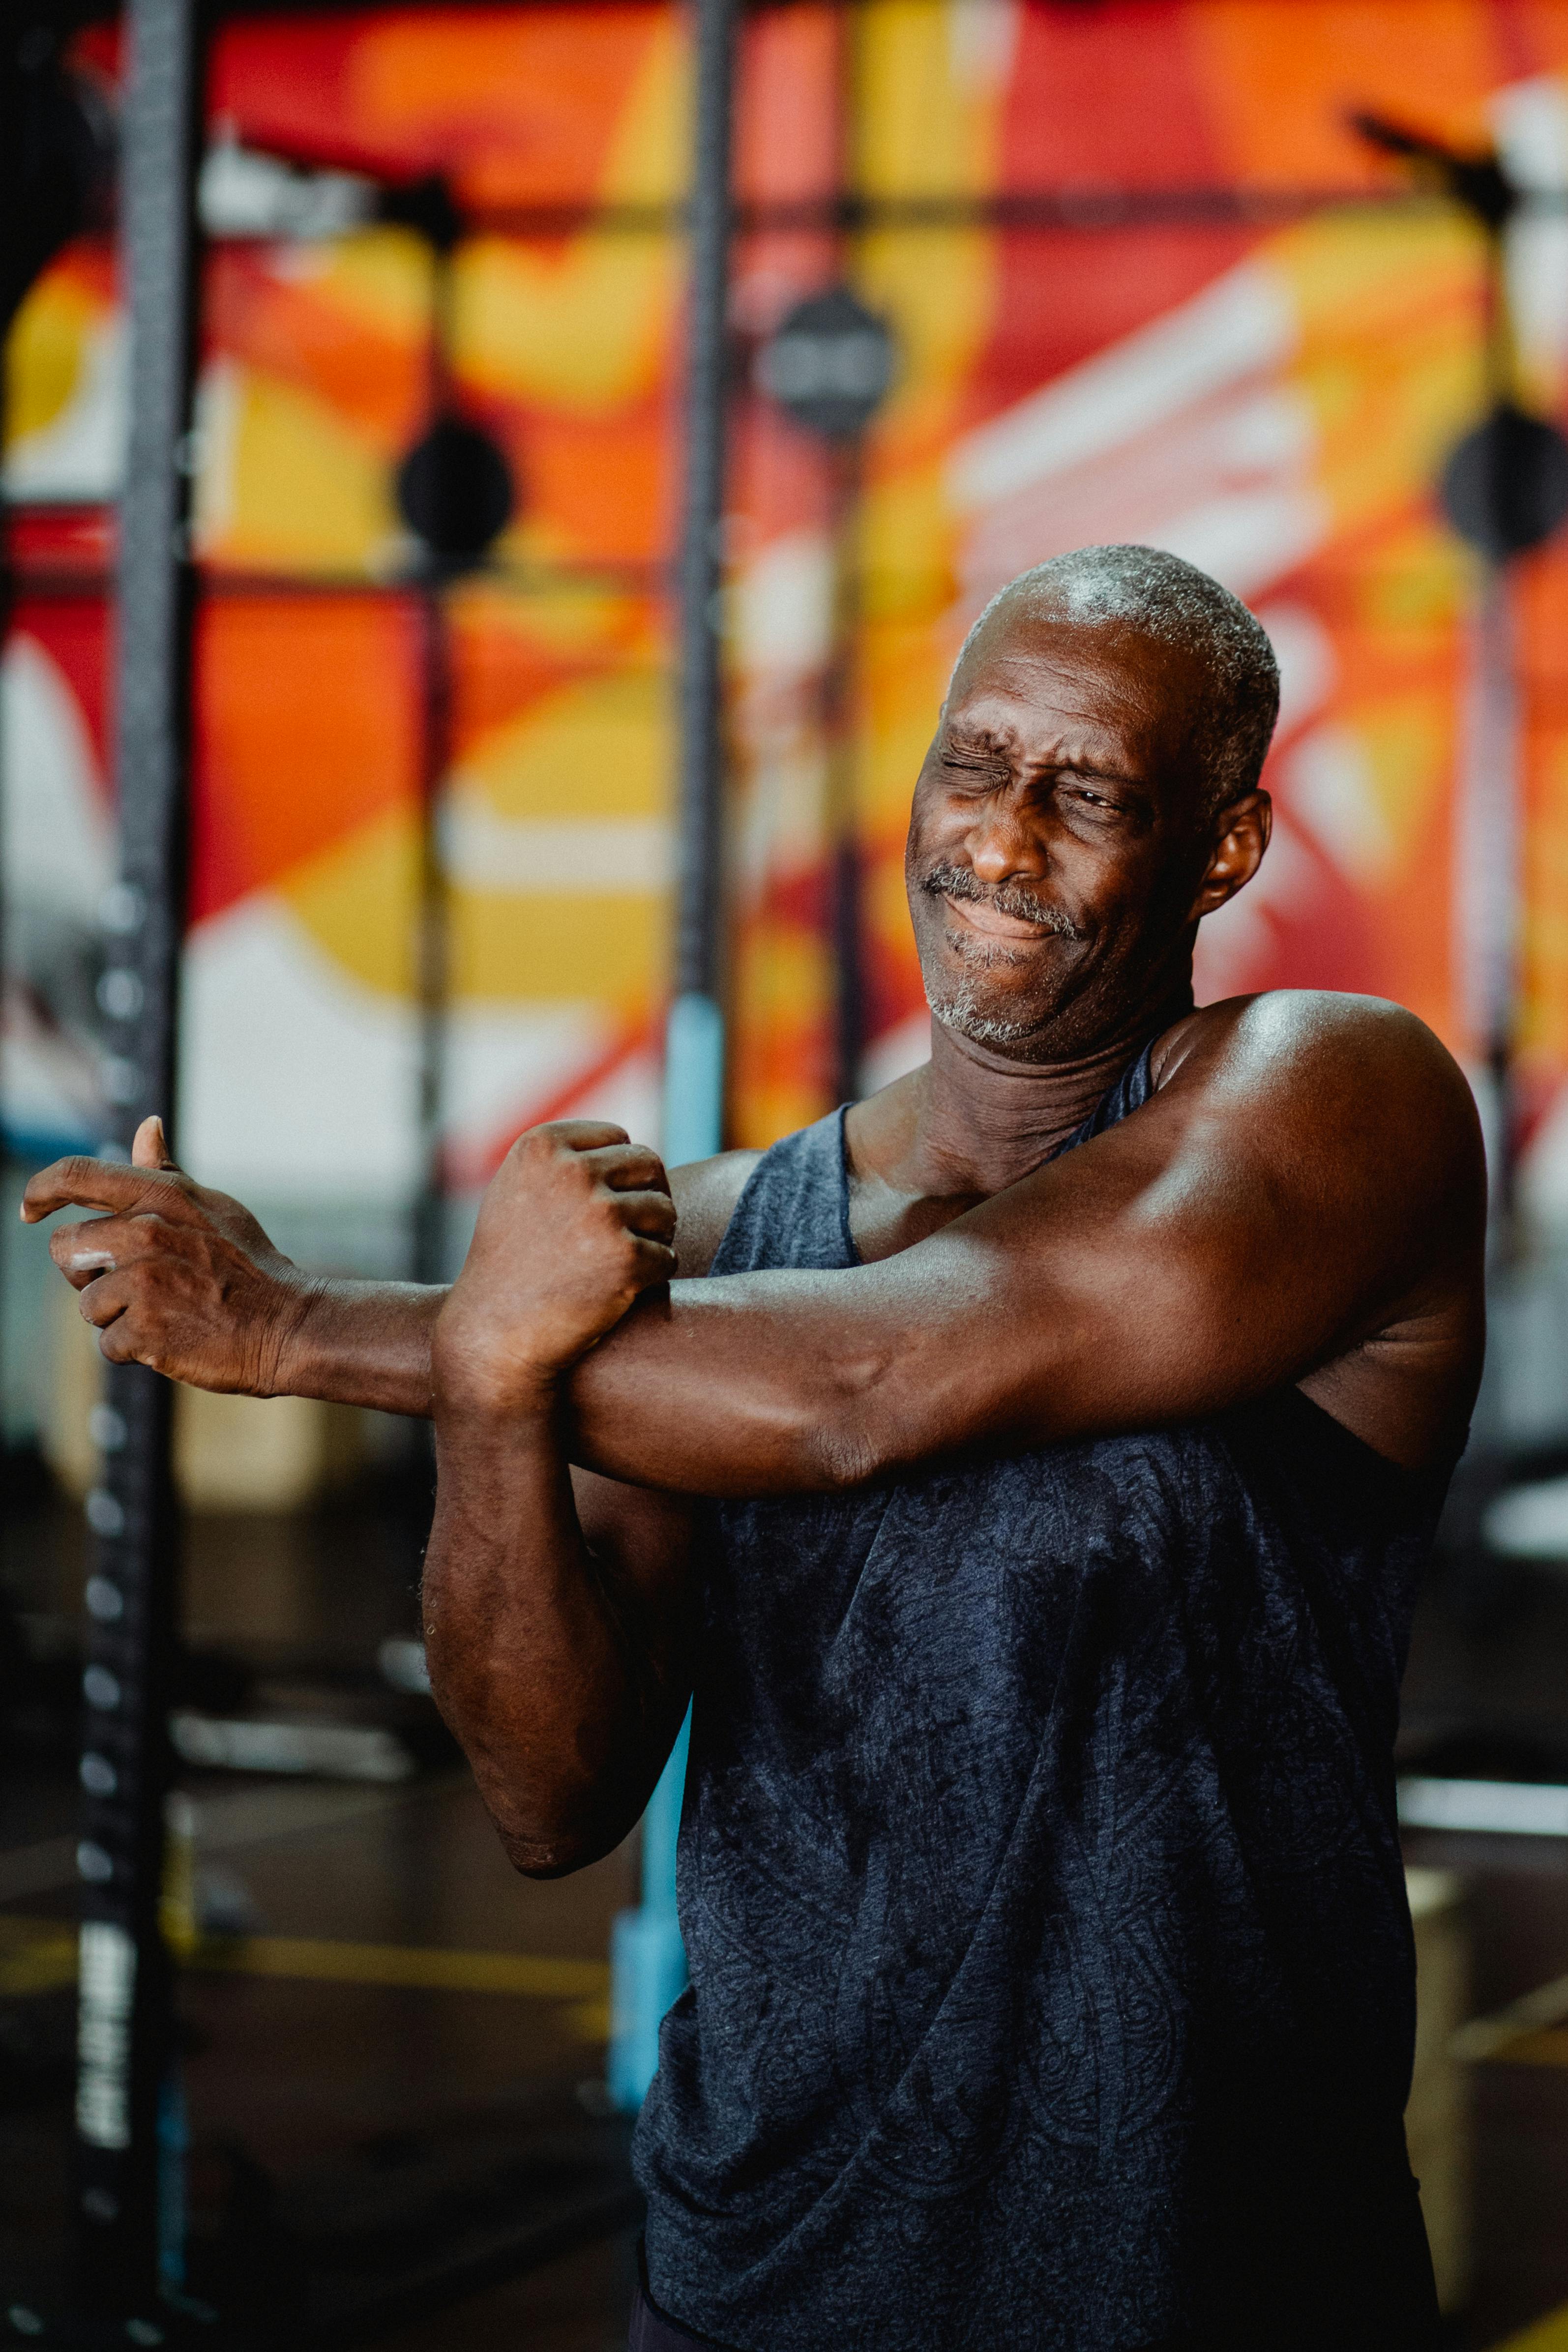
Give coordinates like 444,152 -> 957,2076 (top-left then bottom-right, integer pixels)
131,1114 -> 179,1172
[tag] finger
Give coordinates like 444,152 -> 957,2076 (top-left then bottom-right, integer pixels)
532,1119 -> 630,1154
586,1142 -> 670,1196
23,1157 -> 147,1223
612,1187 -> 678,1243
628,1235 -> 679,1287
49,1211 -> 180,1286
50,1219 -> 119,1289
132,1114 -> 180,1173
77,1271 -> 131,1330
22,1155 -> 196,1225
99,1311 -> 152,1367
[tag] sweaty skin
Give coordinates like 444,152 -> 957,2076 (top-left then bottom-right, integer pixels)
25,605 -> 1487,1880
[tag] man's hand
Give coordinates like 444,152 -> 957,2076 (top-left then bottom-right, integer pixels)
21,1115 -> 315,1394
433,1121 -> 677,1416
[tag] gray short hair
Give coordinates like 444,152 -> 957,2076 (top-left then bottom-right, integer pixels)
954,545 -> 1280,817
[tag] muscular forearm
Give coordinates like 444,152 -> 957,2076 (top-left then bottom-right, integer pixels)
557,1189 -> 1315,1496
280,1279 -> 446,1415
562,1260 -> 995,1496
284,1260 -> 940,1486
423,1396 -> 686,1874
271,1244 -> 1064,1486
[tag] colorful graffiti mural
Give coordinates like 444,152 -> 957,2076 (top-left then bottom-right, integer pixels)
7,0 -> 1568,1234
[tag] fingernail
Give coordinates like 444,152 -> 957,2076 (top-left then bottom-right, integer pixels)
69,1250 -> 115,1271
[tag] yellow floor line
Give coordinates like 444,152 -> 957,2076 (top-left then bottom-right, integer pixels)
0,1915 -> 607,2004
0,1918 -> 75,1997
1490,2302 -> 1568,2350
192,1932 -> 608,2000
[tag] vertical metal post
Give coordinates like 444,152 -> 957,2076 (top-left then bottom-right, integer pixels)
73,0 -> 203,2316
826,444 -> 865,1102
609,0 -> 736,2113
669,0 -> 736,1065
412,574 -> 453,1289
1453,227 -> 1523,1254
827,1 -> 865,1105
1453,564 -> 1521,1240
411,218 -> 459,1292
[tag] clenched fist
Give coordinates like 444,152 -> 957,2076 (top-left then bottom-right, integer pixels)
433,1120 -> 676,1416
22,1115 -> 315,1394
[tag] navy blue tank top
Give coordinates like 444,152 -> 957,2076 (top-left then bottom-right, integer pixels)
635,1045 -> 1449,2351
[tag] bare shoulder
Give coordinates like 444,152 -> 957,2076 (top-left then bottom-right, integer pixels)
1154,993 -> 1485,1457
1158,990 -> 1484,1179
669,1149 -> 763,1278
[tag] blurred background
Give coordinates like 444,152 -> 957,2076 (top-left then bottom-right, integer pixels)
12,0 -> 1568,2344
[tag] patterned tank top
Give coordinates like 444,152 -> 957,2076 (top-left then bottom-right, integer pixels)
634,1044 -> 1450,2351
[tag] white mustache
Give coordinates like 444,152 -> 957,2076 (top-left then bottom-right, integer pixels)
921,865 -> 1082,937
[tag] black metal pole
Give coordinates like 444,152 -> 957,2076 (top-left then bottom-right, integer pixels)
412,225 -> 458,1292
71,0 -> 203,2319
412,573 -> 453,1286
826,437 -> 865,1103
671,0 -> 736,1023
827,0 -> 864,1103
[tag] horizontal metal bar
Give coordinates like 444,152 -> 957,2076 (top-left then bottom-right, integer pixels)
6,559 -> 671,599
1397,1775 -> 1568,1836
454,185 -> 1467,238
40,180 -> 1488,254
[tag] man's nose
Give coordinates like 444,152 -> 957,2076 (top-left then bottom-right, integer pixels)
965,794 -> 1048,885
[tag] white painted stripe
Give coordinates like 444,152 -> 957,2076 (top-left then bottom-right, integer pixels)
1258,601 -> 1338,739
1142,487 -> 1330,600
1397,1777 -> 1568,1836
439,808 -> 670,892
947,261 -> 1297,509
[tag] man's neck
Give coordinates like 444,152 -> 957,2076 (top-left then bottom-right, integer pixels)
863,980 -> 1193,1200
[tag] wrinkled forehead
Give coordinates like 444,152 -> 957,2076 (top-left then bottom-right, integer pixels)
946,600 -> 1208,779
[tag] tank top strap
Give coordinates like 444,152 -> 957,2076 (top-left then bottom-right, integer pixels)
709,1111 -> 856,1277
1050,1034 -> 1159,1161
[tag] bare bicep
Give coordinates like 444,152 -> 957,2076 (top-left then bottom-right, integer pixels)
670,1150 -> 762,1277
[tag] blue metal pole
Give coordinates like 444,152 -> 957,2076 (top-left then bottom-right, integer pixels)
608,1712 -> 692,2112
606,1001 -> 723,2108
607,0 -> 735,2114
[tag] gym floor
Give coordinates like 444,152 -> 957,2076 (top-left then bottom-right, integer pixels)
8,1474 -> 1568,2348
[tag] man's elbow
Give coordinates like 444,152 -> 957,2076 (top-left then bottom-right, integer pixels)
483,1779 -> 633,1879
801,1407 -> 888,1492
777,1341 -> 913,1493
497,1823 -> 611,1880
463,1730 -> 649,1878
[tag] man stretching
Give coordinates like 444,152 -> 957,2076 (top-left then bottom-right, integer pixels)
30,547 -> 1485,2349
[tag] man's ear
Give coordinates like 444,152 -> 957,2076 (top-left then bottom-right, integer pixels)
1189,790 -> 1271,921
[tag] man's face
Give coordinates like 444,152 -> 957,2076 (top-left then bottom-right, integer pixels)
906,607 -> 1265,1061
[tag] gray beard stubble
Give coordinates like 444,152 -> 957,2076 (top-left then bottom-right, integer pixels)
918,863 -> 1082,1047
